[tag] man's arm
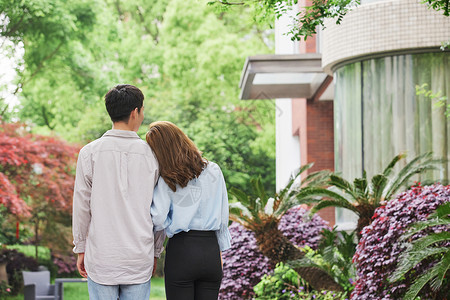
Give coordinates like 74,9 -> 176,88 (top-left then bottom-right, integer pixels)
72,149 -> 92,277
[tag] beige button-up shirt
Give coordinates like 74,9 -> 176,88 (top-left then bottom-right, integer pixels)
72,129 -> 163,285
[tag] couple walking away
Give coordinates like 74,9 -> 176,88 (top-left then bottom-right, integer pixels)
72,84 -> 232,300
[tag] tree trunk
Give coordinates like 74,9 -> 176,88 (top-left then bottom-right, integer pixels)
356,204 -> 376,239
254,224 -> 343,292
34,218 -> 39,261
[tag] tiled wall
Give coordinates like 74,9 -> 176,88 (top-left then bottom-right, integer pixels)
321,0 -> 450,73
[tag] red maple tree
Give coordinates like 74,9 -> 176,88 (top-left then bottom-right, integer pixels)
0,122 -> 79,251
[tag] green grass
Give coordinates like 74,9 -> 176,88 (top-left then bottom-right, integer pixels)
4,277 -> 166,300
6,244 -> 51,261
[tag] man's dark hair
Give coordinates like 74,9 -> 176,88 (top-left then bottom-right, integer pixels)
104,84 -> 144,123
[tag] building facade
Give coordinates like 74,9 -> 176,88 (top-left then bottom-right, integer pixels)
239,0 -> 450,229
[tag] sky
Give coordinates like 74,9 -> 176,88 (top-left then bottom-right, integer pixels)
0,37 -> 22,108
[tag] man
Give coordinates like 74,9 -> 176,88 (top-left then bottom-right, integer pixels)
72,84 -> 163,300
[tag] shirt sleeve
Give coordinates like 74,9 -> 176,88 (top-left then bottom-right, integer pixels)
72,148 -> 92,254
215,170 -> 232,252
151,177 -> 172,232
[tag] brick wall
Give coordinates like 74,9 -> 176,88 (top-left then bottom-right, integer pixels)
293,6 -> 336,226
306,99 -> 335,226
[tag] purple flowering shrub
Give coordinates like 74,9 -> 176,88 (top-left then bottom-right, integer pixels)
53,254 -> 78,276
279,206 -> 328,249
351,184 -> 450,299
219,206 -> 328,299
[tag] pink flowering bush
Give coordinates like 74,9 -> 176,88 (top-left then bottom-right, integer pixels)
351,184 -> 450,299
53,254 -> 78,276
219,206 -> 328,299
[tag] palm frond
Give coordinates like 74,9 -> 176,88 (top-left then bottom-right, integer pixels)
400,219 -> 450,241
353,177 -> 368,201
278,163 -> 314,199
329,175 -> 357,198
312,199 -> 359,215
382,153 -> 406,177
386,152 -> 442,199
229,187 -> 250,206
288,257 -> 330,274
430,251 -> 450,291
410,232 -> 450,251
301,169 -> 332,188
434,201 -> 450,218
370,174 -> 388,206
251,176 -> 267,207
389,247 -> 447,282
229,202 -> 253,221
400,203 -> 450,240
403,268 -> 438,300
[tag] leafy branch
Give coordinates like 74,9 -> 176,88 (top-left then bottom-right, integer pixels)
211,0 -> 449,40
416,83 -> 450,118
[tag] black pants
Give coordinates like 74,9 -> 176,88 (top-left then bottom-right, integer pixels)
164,230 -> 223,300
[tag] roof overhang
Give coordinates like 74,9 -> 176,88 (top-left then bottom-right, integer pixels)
239,53 -> 333,100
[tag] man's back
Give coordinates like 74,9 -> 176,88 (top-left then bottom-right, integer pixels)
73,129 -> 158,285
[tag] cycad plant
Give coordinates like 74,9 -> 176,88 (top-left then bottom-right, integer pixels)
291,227 -> 357,295
229,163 -> 344,292
295,153 -> 442,238
389,202 -> 450,300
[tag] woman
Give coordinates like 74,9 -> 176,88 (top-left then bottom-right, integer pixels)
146,121 -> 231,300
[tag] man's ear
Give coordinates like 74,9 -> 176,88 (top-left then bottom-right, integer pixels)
130,107 -> 138,120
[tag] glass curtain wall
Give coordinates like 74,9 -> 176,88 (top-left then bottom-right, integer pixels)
334,52 -> 450,183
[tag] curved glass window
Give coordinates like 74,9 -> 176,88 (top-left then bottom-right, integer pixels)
334,52 -> 450,182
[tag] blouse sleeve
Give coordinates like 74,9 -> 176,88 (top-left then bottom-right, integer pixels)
215,170 -> 232,251
151,177 -> 172,232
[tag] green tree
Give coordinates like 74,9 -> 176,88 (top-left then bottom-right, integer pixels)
210,0 -> 449,40
143,0 -> 276,193
3,0 -> 276,194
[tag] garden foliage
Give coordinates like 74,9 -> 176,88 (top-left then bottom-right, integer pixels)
254,263 -> 348,300
389,202 -> 450,299
219,206 -> 328,299
0,122 -> 78,216
292,228 -> 357,295
0,248 -> 39,295
295,153 -> 442,239
0,122 -> 78,253
352,184 -> 450,299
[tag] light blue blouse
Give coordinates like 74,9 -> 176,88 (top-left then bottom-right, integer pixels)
150,161 -> 232,251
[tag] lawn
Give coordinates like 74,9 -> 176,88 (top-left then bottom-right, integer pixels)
4,277 -> 166,300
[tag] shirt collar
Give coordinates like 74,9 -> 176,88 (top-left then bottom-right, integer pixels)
103,129 -> 141,139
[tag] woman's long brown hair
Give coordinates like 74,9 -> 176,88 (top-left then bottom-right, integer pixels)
146,121 -> 207,192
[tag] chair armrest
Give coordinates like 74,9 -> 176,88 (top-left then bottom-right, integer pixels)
48,284 -> 55,295
24,284 -> 36,300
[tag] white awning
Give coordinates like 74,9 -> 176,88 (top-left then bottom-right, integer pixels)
239,54 -> 333,100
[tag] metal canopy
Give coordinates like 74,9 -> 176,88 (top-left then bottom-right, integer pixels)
239,53 -> 333,100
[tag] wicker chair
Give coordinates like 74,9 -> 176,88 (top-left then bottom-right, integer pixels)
22,270 -> 56,300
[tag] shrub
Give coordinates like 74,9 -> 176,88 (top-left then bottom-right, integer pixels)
292,228 -> 357,295
219,206 -> 328,299
53,253 -> 78,276
0,280 -> 12,297
254,262 -> 348,300
352,184 -> 450,299
389,202 -> 450,299
1,248 -> 39,295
